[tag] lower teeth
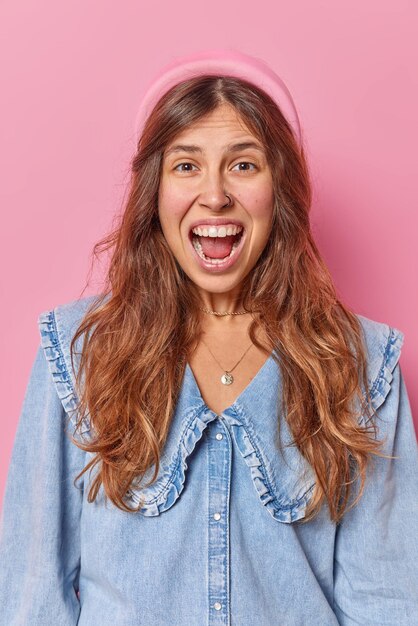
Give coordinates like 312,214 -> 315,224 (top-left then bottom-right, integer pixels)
192,236 -> 241,264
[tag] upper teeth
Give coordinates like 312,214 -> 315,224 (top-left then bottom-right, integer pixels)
191,225 -> 243,238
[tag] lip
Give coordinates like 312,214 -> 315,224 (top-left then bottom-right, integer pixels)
189,217 -> 245,231
188,227 -> 246,273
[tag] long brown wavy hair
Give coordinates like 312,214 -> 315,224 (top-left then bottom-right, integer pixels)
69,75 -> 390,524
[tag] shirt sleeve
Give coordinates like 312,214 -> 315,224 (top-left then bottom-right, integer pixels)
333,362 -> 418,624
0,344 -> 85,625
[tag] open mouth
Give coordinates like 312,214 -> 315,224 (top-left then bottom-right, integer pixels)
189,225 -> 245,265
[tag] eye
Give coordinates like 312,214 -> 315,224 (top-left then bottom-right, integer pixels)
173,162 -> 198,172
232,162 -> 257,172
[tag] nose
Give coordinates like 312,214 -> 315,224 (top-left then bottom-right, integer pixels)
197,172 -> 232,211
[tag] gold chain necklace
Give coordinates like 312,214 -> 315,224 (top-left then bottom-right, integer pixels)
199,306 -> 251,317
200,338 -> 253,385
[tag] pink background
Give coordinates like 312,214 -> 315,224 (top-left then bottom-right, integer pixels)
1,0 -> 417,505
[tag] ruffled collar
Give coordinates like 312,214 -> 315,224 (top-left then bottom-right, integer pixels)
123,349 -> 317,522
37,296 -> 404,523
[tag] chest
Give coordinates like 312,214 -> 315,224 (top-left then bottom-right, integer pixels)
187,335 -> 272,415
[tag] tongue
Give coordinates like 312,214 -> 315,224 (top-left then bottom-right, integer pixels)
199,234 -> 237,259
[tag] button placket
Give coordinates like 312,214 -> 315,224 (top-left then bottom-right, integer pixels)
208,417 -> 231,625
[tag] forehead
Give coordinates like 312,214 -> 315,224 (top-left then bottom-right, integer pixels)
164,103 -> 263,155
171,103 -> 257,140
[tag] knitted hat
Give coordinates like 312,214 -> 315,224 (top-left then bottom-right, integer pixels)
134,49 -> 302,146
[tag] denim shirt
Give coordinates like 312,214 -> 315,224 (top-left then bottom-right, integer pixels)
0,295 -> 417,626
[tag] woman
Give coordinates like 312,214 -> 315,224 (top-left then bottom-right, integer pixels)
0,50 -> 417,625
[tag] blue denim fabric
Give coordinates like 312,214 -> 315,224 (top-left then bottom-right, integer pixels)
0,295 -> 417,625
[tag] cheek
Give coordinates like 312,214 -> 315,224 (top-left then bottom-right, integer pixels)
244,186 -> 274,222
158,183 -> 189,231
243,187 -> 274,253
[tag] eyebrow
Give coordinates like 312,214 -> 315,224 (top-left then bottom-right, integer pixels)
164,141 -> 265,157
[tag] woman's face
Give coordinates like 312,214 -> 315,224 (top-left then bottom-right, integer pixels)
158,102 -> 274,297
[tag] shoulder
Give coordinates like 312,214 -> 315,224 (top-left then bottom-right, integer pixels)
37,293 -> 105,346
36,293 -> 106,429
354,312 -> 405,412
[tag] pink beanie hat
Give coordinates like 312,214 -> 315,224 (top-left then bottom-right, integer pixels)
134,49 -> 302,146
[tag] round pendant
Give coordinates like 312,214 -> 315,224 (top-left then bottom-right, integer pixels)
221,372 -> 234,385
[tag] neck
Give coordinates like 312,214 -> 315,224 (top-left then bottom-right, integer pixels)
197,286 -> 247,315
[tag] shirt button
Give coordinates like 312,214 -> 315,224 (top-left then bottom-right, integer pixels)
213,602 -> 222,611
215,433 -> 223,440
213,512 -> 221,521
